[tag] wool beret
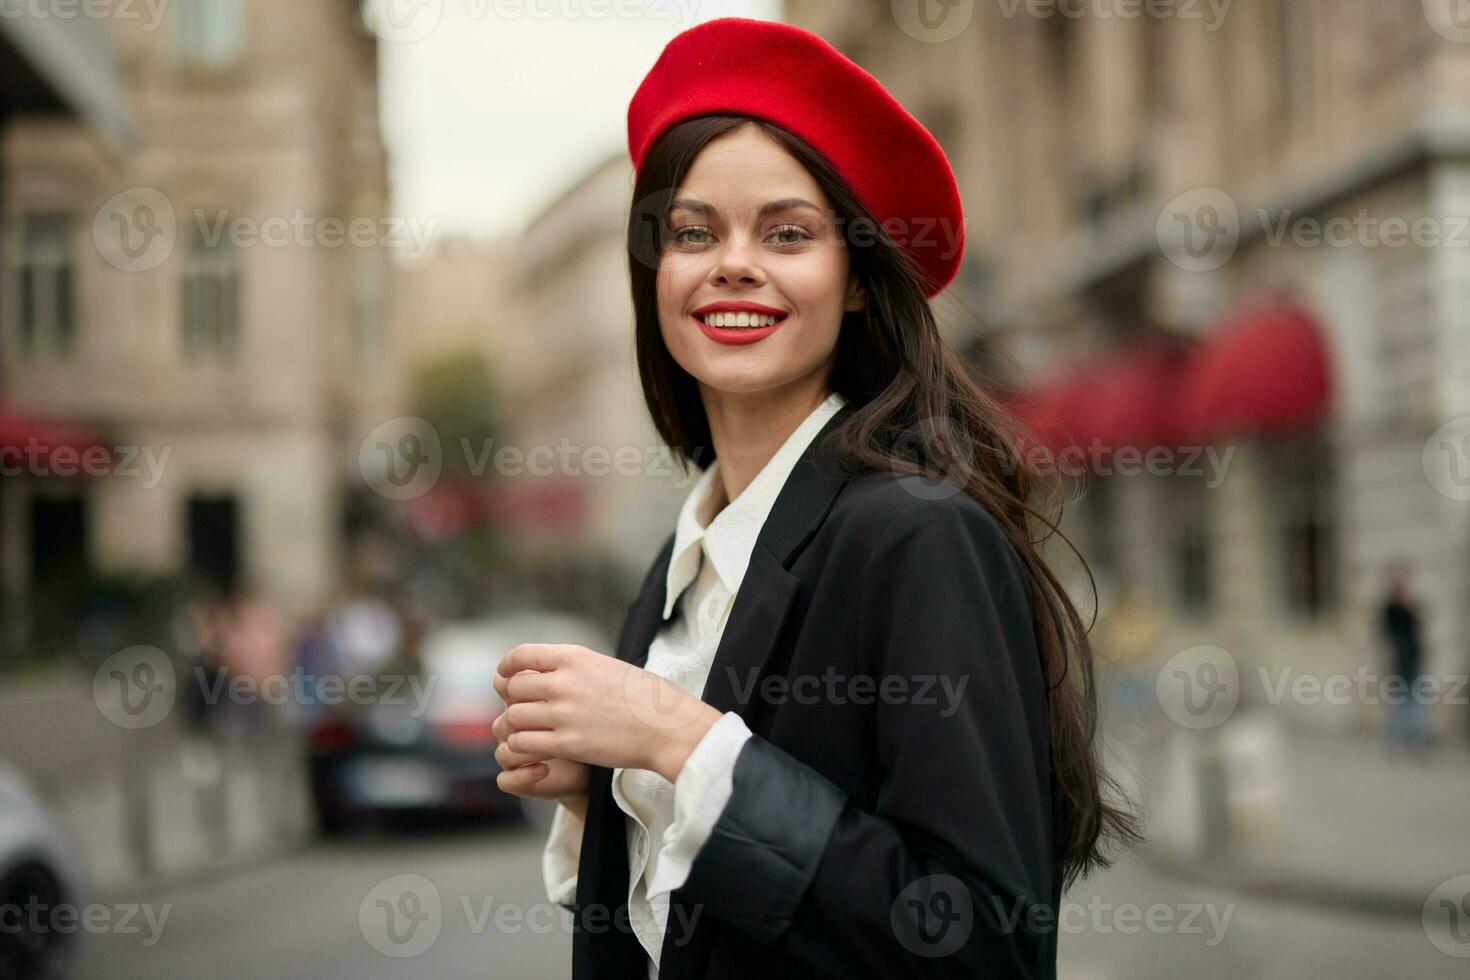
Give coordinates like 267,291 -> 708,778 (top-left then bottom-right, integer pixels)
627,17 -> 966,298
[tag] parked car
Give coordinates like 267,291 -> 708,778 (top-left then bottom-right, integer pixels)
0,763 -> 85,980
306,611 -> 611,835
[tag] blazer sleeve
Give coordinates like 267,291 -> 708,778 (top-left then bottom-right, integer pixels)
676,495 -> 1056,976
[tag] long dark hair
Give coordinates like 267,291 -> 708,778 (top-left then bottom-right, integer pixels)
626,114 -> 1141,889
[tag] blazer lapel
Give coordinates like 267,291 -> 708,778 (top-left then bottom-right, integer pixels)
696,399 -> 858,719
658,400 -> 859,978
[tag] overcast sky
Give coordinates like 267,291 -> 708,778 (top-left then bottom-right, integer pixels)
377,0 -> 783,241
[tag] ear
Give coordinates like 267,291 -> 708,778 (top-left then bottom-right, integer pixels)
843,274 -> 867,313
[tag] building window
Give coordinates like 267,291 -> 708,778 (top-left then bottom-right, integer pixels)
182,232 -> 240,358
1269,433 -> 1337,617
1273,0 -> 1313,129
16,214 -> 76,357
171,0 -> 245,70
1169,474 -> 1212,615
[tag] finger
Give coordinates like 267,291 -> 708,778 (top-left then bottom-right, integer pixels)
496,763 -> 549,796
498,643 -> 564,678
506,669 -> 555,703
506,729 -> 557,756
496,740 -> 553,769
504,701 -> 555,732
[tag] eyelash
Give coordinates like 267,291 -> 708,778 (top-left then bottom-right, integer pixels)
670,223 -> 815,248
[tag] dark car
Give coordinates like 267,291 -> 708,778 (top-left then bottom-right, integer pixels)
306,612 -> 610,835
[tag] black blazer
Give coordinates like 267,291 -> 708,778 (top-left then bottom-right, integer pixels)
568,401 -> 1060,978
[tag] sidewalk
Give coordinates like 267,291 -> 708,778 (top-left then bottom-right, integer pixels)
1125,714 -> 1470,916
0,671 -> 314,898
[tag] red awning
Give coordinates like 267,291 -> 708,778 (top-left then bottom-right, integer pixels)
1003,345 -> 1185,458
1175,303 -> 1331,441
1003,301 -> 1332,464
0,407 -> 112,474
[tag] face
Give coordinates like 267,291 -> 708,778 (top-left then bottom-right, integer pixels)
656,124 -> 866,399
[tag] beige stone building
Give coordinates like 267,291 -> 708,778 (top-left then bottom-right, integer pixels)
502,152 -> 688,590
1,0 -> 395,624
787,0 -> 1470,734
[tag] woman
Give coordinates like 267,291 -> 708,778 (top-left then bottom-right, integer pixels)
490,18 -> 1138,979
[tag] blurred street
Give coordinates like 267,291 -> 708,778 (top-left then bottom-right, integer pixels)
56,817 -> 1454,980
5,1 -> 1470,977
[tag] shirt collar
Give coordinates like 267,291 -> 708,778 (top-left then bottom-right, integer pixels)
661,390 -> 848,620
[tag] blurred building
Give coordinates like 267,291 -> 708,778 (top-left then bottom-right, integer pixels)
508,151 -> 687,581
387,156 -> 686,617
788,0 -> 1470,734
1,0 -> 395,630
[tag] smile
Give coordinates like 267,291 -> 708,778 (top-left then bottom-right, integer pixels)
690,306 -> 789,346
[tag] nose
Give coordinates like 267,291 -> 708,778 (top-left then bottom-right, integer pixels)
707,235 -> 766,289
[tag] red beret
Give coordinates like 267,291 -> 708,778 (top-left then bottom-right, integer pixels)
627,17 -> 965,298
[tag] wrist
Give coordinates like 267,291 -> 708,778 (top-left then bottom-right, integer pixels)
651,702 -> 723,783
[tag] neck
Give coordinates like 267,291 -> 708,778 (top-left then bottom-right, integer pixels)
699,375 -> 833,512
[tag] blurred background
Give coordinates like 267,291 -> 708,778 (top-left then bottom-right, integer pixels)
1,0 -> 1469,977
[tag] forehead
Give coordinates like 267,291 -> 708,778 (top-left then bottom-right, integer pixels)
672,125 -> 830,214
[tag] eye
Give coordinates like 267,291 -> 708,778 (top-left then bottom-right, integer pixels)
768,224 -> 815,246
671,225 -> 714,247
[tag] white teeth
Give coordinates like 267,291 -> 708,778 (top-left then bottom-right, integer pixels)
700,312 -> 781,327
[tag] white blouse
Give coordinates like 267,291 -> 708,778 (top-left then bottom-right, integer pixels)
541,391 -> 849,978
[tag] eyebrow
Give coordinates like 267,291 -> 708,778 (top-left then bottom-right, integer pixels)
669,196 -> 823,220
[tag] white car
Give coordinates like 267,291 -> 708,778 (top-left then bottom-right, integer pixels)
0,762 -> 85,980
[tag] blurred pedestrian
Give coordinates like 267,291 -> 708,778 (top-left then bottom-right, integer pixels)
1380,564 -> 1428,758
